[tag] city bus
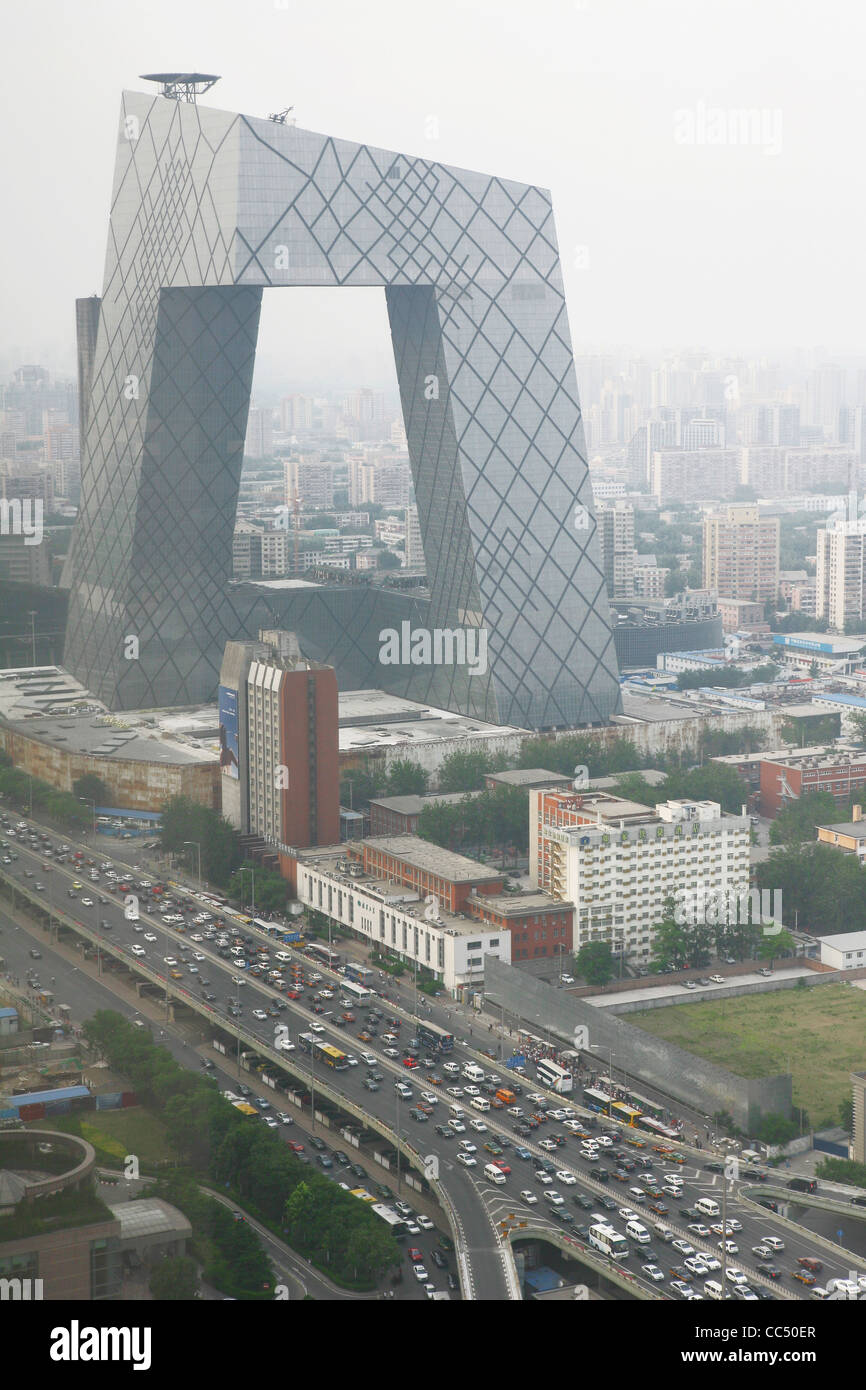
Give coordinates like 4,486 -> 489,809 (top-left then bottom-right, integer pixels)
315,1041 -> 348,1070
342,980 -> 373,1005
536,1058 -> 573,1094
622,1086 -> 666,1123
639,1116 -> 680,1141
611,1102 -> 642,1128
582,1086 -> 614,1114
588,1222 -> 629,1262
371,1203 -> 408,1239
345,961 -> 375,986
306,942 -> 342,969
417,1020 -> 455,1053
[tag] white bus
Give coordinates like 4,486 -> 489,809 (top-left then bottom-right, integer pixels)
536,1058 -> 574,1094
370,1203 -> 408,1239
588,1222 -> 629,1262
342,979 -> 373,1005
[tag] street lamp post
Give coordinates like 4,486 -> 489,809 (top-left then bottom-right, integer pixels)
591,1043 -> 616,1120
237,864 -> 255,914
78,796 -> 96,834
183,841 -> 202,891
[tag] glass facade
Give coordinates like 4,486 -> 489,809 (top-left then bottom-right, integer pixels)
63,90 -> 621,727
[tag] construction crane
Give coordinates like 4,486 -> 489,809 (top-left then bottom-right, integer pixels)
268,107 -> 294,124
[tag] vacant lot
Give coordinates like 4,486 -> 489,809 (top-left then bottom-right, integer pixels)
630,984 -> 866,1128
30,1107 -> 177,1167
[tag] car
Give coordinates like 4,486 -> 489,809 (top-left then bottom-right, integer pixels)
752,1244 -> 772,1259
514,1146 -> 532,1161
757,968 -> 772,977
458,1141 -> 477,1154
539,1138 -> 558,1152
417,1214 -> 434,1231
762,1235 -> 783,1251
757,1264 -> 783,1280
792,1270 -> 816,1286
646,1200 -> 669,1215
797,1257 -> 823,1274
642,1263 -> 665,1282
469,1119 -> 488,1133
131,944 -> 146,956
688,1224 -> 711,1238
555,1170 -> 576,1186
363,1078 -> 379,1092
383,1047 -> 399,1058
278,1113 -> 293,1126
708,974 -> 725,984
672,1239 -> 695,1256
457,1151 -> 476,1167
412,1264 -> 429,1283
310,1022 -> 325,1034
534,1170 -> 553,1185
519,1189 -> 539,1205
718,1239 -> 738,1254
725,1268 -> 748,1286
163,956 -> 177,966
407,1246 -> 423,1262
731,1285 -> 758,1301
669,1279 -> 698,1299
143,932 -> 157,942
252,1009 -> 268,1021
684,1256 -> 710,1277
434,1124 -> 452,1139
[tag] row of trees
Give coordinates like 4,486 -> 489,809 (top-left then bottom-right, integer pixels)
648,896 -> 795,973
158,797 -> 242,888
0,753 -> 91,830
416,784 -> 529,856
84,1012 -> 399,1288
228,859 -> 291,913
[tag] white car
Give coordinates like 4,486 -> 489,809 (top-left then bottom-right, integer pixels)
719,1240 -> 739,1255
546,1109 -> 569,1121
507,1106 -> 523,1117
193,951 -> 206,961
131,945 -> 146,956
527,1093 -> 545,1105
555,1170 -> 576,1185
457,1151 -> 476,1167
663,1173 -> 684,1185
412,1264 -> 429,1282
618,1207 -> 638,1222
144,932 -> 157,942
252,1009 -> 268,1021
761,1233 -> 783,1250
726,1218 -> 743,1233
684,1256 -> 709,1276
534,1170 -> 553,1185
672,1240 -> 695,1256
81,897 -> 94,907
519,1190 -> 539,1205
709,974 -> 724,984
469,1119 -> 488,1133
725,1268 -> 748,1286
539,1139 -> 558,1152
458,1141 -> 477,1154
420,1091 -> 438,1105
642,1263 -> 665,1283
383,1047 -> 399,1058
449,1120 -> 466,1134
345,1055 -> 359,1067
163,956 -> 177,966
310,1023 -> 325,1034
595,1135 -> 613,1147
688,1224 -> 711,1237
463,1086 -> 480,1097
417,1215 -> 434,1231
543,1190 -> 564,1207
360,1051 -> 376,1065
446,1087 -> 464,1098
731,1285 -> 758,1301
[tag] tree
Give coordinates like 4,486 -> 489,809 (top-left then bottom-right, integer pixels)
339,767 -> 381,810
377,550 -> 401,569
755,927 -> 796,967
649,897 -> 691,972
437,749 -> 495,793
769,791 -> 837,846
385,759 -> 428,796
848,711 -> 866,745
149,1255 -> 199,1300
575,941 -> 615,987
159,796 -> 241,887
73,773 -> 111,806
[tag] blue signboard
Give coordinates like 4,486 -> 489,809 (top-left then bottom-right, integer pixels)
218,685 -> 240,780
506,1053 -> 526,1071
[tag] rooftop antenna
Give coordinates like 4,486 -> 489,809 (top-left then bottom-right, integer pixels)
268,106 -> 295,124
140,73 -> 221,103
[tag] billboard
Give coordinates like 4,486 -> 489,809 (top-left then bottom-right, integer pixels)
218,685 -> 239,779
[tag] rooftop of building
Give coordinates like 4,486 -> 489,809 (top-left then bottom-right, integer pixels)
817,821 -> 866,840
108,1197 -> 192,1242
484,767 -> 571,788
467,890 -> 573,917
0,710 -> 219,765
0,666 -> 100,722
772,632 -> 866,653
819,929 -> 866,950
368,791 -> 480,815
290,843 -> 508,934
337,689 -> 525,748
616,692 -> 704,723
763,748 -> 866,769
352,835 -> 504,883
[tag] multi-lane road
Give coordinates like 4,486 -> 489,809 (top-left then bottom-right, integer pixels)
2,813 -> 865,1303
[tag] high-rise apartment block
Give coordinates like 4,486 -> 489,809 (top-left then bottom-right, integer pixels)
816,507 -> 866,631
245,407 -> 273,459
219,629 -> 339,848
741,404 -> 800,447
405,504 -> 424,569
596,500 -> 634,599
529,789 -> 750,964
703,505 -> 780,602
280,394 -> 315,433
651,448 -> 740,502
283,457 -> 335,509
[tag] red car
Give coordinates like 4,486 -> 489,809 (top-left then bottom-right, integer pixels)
407,1247 -> 423,1261
288,1141 -> 305,1153
402,1057 -> 418,1069
286,990 -> 302,1000
492,1160 -> 511,1175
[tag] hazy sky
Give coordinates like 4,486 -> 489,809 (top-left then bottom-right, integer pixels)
3,0 -> 865,394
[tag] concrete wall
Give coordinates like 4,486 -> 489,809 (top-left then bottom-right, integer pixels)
485,956 -> 792,1130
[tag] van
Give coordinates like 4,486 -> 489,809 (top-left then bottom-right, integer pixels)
449,1103 -> 465,1119
695,1197 -> 720,1217
483,1163 -> 506,1185
496,1088 -> 516,1106
471,1096 -> 490,1112
740,1149 -> 761,1163
463,1064 -> 484,1082
704,1280 -> 726,1301
625,1220 -> 651,1244
655,1225 -> 674,1243
628,1187 -> 647,1203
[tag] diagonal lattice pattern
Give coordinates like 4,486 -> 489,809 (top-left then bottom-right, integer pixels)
63,92 -> 621,726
